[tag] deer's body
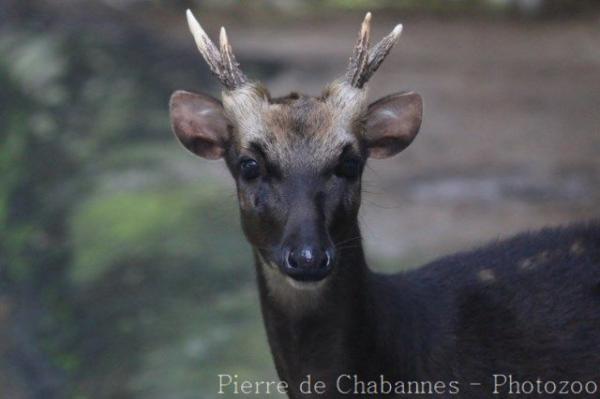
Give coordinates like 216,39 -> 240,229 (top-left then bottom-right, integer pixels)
169,10 -> 600,398
258,222 -> 600,397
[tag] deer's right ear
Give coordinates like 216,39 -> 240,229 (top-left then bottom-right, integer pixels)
169,90 -> 229,160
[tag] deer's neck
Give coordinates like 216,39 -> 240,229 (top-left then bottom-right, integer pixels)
253,225 -> 415,396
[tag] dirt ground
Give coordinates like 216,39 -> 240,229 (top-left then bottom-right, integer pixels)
171,12 -> 600,268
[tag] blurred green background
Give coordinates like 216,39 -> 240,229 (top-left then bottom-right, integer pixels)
1,1 -> 599,398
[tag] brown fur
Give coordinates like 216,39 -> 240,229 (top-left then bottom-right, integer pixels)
223,81 -> 366,172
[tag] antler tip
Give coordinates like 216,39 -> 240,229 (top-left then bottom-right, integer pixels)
392,24 -> 403,37
185,9 -> 196,26
359,11 -> 372,39
219,26 -> 228,45
186,8 -> 205,38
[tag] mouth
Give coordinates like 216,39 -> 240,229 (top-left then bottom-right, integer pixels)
280,265 -> 332,282
285,276 -> 328,290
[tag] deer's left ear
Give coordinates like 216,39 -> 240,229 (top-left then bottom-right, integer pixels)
364,92 -> 423,159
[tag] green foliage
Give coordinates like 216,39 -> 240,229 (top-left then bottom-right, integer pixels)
70,183 -> 247,284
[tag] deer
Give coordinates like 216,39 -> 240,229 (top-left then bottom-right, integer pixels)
169,10 -> 600,398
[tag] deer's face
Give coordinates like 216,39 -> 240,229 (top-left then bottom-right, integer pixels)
227,86 -> 367,283
169,11 -> 422,285
170,83 -> 422,283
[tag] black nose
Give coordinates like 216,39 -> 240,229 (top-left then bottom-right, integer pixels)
282,246 -> 334,282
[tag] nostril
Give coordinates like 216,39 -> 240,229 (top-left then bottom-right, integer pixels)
320,253 -> 330,269
322,250 -> 334,269
286,250 -> 298,269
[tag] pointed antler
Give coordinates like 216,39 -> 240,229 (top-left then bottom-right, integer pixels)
186,9 -> 248,90
345,12 -> 403,89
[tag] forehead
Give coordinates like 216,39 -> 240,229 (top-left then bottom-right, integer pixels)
223,85 -> 365,171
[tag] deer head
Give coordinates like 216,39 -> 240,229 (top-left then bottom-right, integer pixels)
170,10 -> 423,286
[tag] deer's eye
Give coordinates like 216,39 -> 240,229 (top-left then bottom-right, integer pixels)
240,158 -> 260,180
335,158 -> 362,180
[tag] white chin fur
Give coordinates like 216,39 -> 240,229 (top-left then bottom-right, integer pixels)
285,276 -> 327,290
257,251 -> 329,314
